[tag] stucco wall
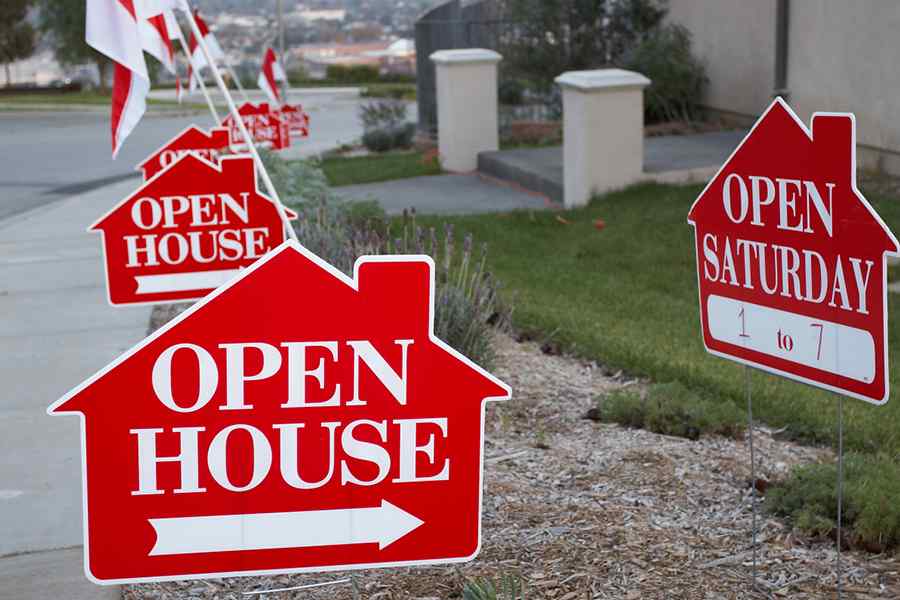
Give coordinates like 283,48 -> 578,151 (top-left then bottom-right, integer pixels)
788,1 -> 900,169
667,0 -> 775,117
668,0 -> 900,170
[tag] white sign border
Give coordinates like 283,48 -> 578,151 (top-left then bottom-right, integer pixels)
48,239 -> 512,585
687,97 -> 900,406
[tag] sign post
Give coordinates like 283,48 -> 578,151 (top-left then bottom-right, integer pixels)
688,97 -> 900,595
170,18 -> 219,122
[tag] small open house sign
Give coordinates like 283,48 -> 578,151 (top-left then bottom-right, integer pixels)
688,98 -> 899,404
91,154 -> 296,306
48,242 -> 511,583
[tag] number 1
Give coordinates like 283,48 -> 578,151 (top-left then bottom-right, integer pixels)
738,306 -> 750,338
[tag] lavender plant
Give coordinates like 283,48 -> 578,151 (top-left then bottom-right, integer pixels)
262,151 -> 508,368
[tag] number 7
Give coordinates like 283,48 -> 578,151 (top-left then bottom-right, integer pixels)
810,323 -> 824,360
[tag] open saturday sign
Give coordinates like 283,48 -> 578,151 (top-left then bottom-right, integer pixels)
688,98 -> 899,404
48,242 -> 511,583
91,154 -> 296,305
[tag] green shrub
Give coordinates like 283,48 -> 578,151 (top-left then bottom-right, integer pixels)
361,123 -> 415,153
257,150 -> 507,368
623,24 -> 707,123
359,99 -> 406,129
257,148 -> 335,203
325,64 -> 380,84
767,453 -> 900,551
359,100 -> 414,152
361,83 -> 416,101
391,122 -> 416,148
597,382 -> 745,440
361,128 -> 394,153
498,78 -> 526,106
462,575 -> 523,600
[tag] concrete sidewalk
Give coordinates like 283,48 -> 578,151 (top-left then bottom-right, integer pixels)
336,173 -> 553,215
0,179 -> 146,599
0,163 -> 543,600
477,130 -> 747,203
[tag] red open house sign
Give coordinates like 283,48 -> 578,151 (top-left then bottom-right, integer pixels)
222,102 -> 290,150
48,242 -> 511,583
91,154 -> 296,306
279,104 -> 310,138
688,98 -> 899,404
137,125 -> 232,181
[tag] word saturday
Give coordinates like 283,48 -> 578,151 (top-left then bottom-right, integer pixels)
701,173 -> 875,315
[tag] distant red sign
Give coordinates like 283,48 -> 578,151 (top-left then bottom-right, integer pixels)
137,125 -> 231,181
91,154 -> 296,306
279,104 -> 310,137
222,102 -> 290,150
688,98 -> 899,404
48,241 -> 511,584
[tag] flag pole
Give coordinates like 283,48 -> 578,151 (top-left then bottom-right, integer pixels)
277,0 -> 288,104
183,4 -> 298,244
223,60 -> 250,103
171,21 -> 220,122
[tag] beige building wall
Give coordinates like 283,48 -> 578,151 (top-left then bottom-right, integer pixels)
788,1 -> 900,172
667,0 -> 776,117
668,0 -> 900,173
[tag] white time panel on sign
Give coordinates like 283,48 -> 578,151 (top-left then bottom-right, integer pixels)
706,295 -> 875,383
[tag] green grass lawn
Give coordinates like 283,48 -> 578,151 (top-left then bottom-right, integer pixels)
0,91 -> 198,109
414,182 -> 900,454
320,151 -> 442,187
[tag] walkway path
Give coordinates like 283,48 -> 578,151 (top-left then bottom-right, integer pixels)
478,130 -> 747,203
337,173 -> 553,214
0,179 -> 144,599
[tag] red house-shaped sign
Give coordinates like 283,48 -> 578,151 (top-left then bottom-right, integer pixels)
48,242 -> 511,583
222,102 -> 290,150
279,104 -> 310,138
688,98 -> 899,404
137,125 -> 232,181
92,154 -> 296,306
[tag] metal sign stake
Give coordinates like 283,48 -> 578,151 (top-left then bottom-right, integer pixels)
242,577 -> 352,596
836,393 -> 845,599
745,365 -> 759,592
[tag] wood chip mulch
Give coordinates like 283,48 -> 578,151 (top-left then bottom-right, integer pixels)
125,329 -> 900,600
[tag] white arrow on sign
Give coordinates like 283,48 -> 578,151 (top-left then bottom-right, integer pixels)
148,500 -> 424,556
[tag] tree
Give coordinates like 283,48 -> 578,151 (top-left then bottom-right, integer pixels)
36,0 -> 111,91
500,0 -> 667,90
0,0 -> 36,87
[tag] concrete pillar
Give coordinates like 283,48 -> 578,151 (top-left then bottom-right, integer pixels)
555,69 -> 651,208
430,48 -> 502,172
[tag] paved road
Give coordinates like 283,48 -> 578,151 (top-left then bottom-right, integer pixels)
0,88 -> 373,598
0,88 -> 369,221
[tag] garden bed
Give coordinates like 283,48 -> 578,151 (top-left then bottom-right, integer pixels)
125,330 -> 897,599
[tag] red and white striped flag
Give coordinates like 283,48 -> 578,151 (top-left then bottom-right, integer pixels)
257,47 -> 286,106
140,10 -> 175,75
137,3 -> 183,102
188,9 -> 225,92
160,8 -> 184,103
86,0 -> 150,157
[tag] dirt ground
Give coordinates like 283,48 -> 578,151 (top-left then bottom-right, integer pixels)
126,330 -> 900,600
